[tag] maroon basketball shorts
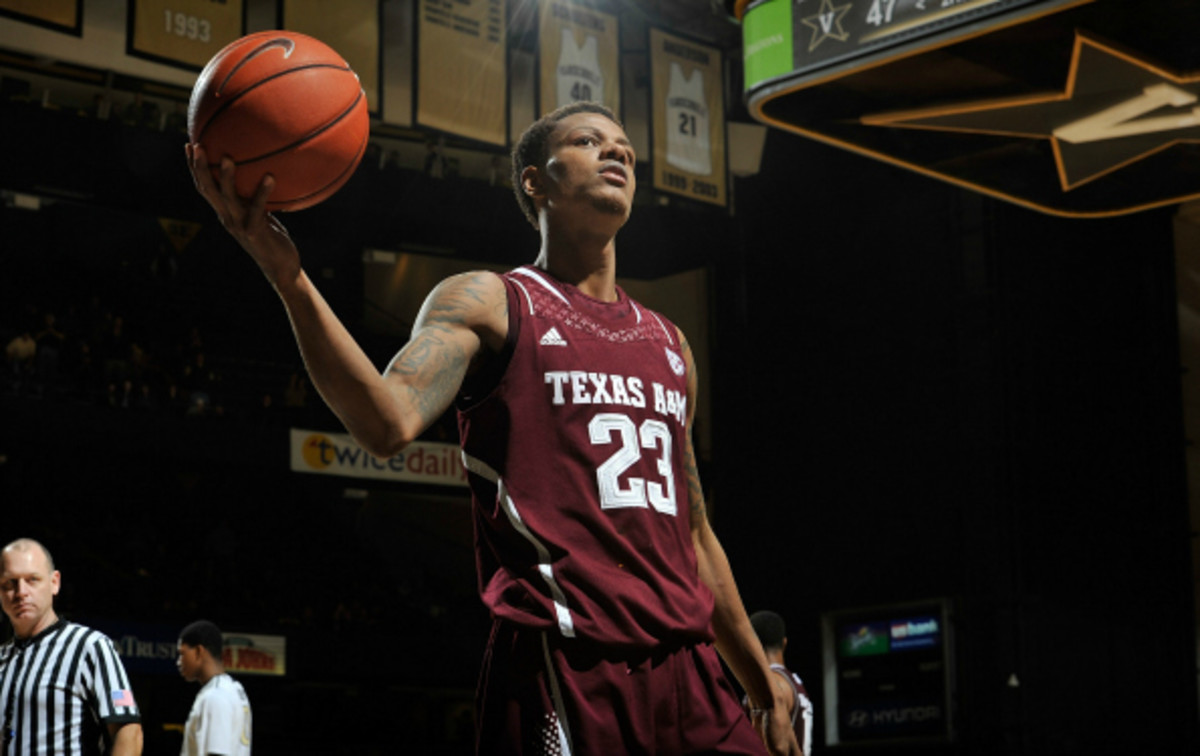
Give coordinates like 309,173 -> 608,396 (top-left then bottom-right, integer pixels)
476,619 -> 767,755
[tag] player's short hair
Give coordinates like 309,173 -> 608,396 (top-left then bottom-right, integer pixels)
510,102 -> 624,228
2,538 -> 55,572
179,619 -> 224,660
750,610 -> 787,651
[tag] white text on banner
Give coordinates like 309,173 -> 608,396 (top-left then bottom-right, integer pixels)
129,0 -> 245,69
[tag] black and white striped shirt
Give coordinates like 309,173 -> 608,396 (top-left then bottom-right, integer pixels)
1,618 -> 141,755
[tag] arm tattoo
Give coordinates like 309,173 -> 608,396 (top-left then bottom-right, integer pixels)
684,436 -> 707,525
384,272 -> 495,426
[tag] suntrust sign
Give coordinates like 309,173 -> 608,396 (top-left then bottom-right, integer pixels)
289,428 -> 468,487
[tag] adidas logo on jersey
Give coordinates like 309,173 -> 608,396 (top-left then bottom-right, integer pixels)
540,327 -> 568,346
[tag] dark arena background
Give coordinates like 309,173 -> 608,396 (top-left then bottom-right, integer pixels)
1,0 -> 1198,754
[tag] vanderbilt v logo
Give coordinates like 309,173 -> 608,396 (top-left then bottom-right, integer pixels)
860,34 -> 1200,190
801,0 -> 851,52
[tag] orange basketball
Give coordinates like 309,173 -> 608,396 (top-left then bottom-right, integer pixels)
188,30 -> 370,212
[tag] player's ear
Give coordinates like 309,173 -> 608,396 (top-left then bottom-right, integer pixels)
521,165 -> 544,200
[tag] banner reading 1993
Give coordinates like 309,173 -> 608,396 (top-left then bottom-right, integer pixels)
418,0 -> 507,146
0,0 -> 80,33
538,0 -> 619,116
129,0 -> 244,70
649,28 -> 726,207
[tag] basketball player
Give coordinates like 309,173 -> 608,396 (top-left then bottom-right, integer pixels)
186,102 -> 798,755
176,620 -> 251,756
748,611 -> 815,756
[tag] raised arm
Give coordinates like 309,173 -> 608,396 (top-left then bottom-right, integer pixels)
678,330 -> 800,756
186,144 -> 507,457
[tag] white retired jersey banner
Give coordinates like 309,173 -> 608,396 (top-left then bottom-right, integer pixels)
283,0 -> 381,113
649,28 -> 726,207
222,633 -> 286,676
538,0 -> 619,115
128,0 -> 244,69
290,428 -> 468,487
417,0 -> 507,145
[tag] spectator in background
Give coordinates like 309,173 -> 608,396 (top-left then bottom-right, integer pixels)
423,137 -> 447,178
282,371 -> 309,414
33,311 -> 65,386
101,313 -> 131,385
182,351 -> 221,417
4,329 -> 36,391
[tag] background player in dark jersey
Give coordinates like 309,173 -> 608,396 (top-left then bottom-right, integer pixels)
749,610 -> 815,756
186,101 -> 798,755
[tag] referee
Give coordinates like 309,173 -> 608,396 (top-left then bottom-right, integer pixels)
0,538 -> 143,755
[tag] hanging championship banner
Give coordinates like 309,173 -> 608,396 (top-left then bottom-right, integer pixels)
417,0 -> 507,146
283,0 -> 381,113
537,0 -> 619,115
649,29 -> 726,207
0,0 -> 80,34
381,0 -> 414,127
128,0 -> 244,70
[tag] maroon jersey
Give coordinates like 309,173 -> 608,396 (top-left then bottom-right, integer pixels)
772,664 -> 814,756
457,266 -> 713,653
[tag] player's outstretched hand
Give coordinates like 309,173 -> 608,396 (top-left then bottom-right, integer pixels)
186,143 -> 302,288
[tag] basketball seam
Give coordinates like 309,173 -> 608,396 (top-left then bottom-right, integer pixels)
240,88 -> 366,169
194,64 -> 356,145
270,118 -> 369,209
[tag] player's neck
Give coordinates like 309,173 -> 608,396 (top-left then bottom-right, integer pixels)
197,662 -> 226,686
535,227 -> 618,302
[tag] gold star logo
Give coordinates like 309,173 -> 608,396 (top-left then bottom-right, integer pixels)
861,34 -> 1200,191
801,0 -> 853,53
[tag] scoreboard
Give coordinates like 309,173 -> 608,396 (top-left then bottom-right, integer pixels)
821,598 -> 956,746
742,0 -> 1087,96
